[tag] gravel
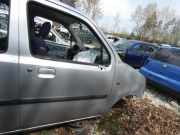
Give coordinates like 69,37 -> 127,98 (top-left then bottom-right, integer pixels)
144,87 -> 180,114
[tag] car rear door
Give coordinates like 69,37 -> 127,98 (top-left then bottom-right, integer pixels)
141,57 -> 165,83
159,48 -> 180,92
19,0 -> 115,129
142,48 -> 180,92
125,43 -> 145,67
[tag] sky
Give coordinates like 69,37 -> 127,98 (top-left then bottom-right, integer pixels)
99,0 -> 180,33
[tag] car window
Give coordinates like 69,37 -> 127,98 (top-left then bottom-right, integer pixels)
131,43 -> 157,54
131,44 -> 146,53
153,48 -> 171,62
169,48 -> 180,67
28,2 -> 110,66
113,40 -> 131,51
144,45 -> 157,54
0,0 -> 9,52
153,48 -> 180,67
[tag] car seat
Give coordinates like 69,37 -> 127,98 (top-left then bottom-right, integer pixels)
31,22 -> 51,55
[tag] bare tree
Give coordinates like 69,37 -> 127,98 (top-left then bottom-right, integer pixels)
112,13 -> 121,33
131,5 -> 145,40
142,4 -> 158,41
77,0 -> 103,21
132,3 -> 179,44
158,7 -> 177,43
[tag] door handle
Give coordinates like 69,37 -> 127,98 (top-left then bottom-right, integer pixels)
38,68 -> 56,79
98,65 -> 106,71
27,67 -> 33,73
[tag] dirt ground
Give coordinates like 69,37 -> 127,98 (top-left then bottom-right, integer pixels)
30,87 -> 180,135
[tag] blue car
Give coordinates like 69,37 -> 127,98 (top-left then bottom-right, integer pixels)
113,39 -> 133,59
124,40 -> 158,68
140,47 -> 180,94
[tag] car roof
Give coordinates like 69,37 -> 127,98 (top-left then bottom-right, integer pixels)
128,40 -> 158,48
129,40 -> 154,45
170,46 -> 180,50
153,47 -> 180,57
160,44 -> 172,47
160,46 -> 180,51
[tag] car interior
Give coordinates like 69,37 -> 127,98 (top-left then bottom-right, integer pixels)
28,2 -> 110,66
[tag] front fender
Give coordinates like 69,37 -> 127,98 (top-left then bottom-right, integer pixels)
107,61 -> 146,108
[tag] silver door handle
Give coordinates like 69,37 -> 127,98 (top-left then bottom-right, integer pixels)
27,67 -> 33,72
98,65 -> 106,70
38,68 -> 56,79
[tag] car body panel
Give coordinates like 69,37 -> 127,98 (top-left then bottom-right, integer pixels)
108,57 -> 145,107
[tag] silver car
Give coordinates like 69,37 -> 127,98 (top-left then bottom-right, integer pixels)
0,0 -> 145,134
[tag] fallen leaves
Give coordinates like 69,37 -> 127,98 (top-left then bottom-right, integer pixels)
98,98 -> 180,135
30,98 -> 180,135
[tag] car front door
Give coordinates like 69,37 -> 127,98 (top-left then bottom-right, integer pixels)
126,43 -> 145,68
19,0 -> 115,129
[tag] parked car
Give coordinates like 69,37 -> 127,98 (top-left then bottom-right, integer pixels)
0,0 -> 145,134
106,35 -> 122,44
140,47 -> 180,94
124,40 -> 159,68
160,44 -> 172,47
113,39 -> 132,60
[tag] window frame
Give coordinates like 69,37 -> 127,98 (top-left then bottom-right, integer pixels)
27,1 -> 111,67
0,0 -> 10,53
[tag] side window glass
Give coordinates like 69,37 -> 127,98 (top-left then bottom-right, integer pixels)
145,46 -> 155,54
168,49 -> 180,67
28,3 -> 110,66
132,44 -> 145,53
0,0 -> 9,52
154,48 -> 180,67
153,49 -> 171,63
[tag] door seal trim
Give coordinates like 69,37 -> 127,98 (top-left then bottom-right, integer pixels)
0,95 -> 107,106
0,115 -> 101,135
